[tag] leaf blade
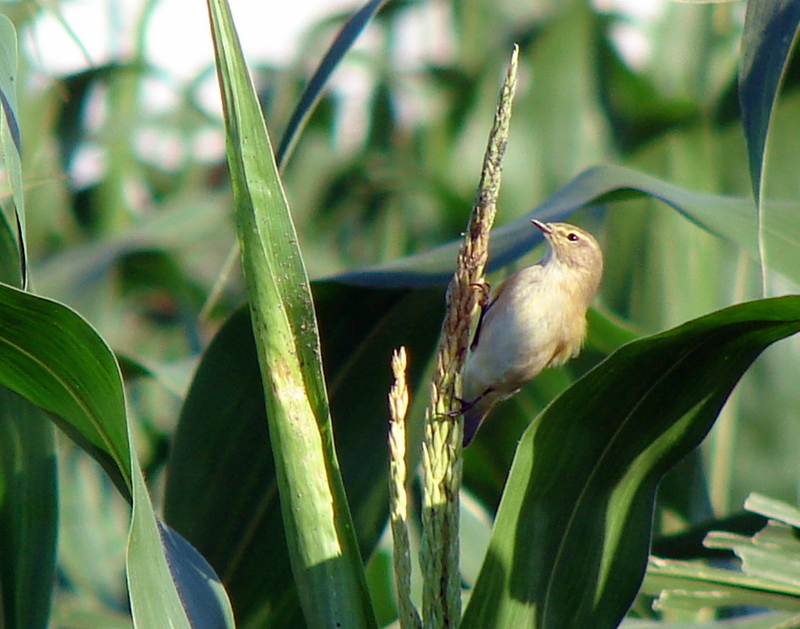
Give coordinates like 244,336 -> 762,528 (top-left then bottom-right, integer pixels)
329,164 -> 800,288
276,0 -> 390,167
206,0 -> 376,626
0,283 -> 131,494
0,282 -> 234,628
461,296 -> 800,629
0,389 -> 57,629
0,15 -> 25,285
739,0 -> 800,203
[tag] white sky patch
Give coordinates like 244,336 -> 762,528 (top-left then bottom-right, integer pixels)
25,0 -> 360,77
70,142 -> 107,189
24,0 -> 360,171
22,0 -> 666,173
609,20 -> 653,70
593,0 -> 665,69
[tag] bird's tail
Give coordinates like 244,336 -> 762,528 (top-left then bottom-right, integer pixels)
463,408 -> 485,447
462,393 -> 498,447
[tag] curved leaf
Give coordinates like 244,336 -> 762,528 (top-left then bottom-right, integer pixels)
461,296 -> 800,629
276,0 -> 390,168
0,14 -> 24,286
739,0 -> 800,202
331,164 -> 800,288
158,522 -> 236,629
0,19 -> 55,629
0,283 -> 131,494
127,462 -> 193,629
0,16 -> 20,156
0,282 -> 233,628
127,518 -> 234,629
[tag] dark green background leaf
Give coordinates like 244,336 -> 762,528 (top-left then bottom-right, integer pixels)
164,283 -> 442,628
0,389 -> 57,629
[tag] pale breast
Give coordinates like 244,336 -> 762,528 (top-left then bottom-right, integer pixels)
462,262 -> 591,401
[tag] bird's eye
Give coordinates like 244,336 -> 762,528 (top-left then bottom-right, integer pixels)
567,232 -> 579,242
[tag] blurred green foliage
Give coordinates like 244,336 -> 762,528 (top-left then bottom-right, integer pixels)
3,0 -> 800,627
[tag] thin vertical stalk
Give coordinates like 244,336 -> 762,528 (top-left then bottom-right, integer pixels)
420,46 -> 519,629
389,347 -> 422,629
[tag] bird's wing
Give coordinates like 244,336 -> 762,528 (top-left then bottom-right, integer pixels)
470,278 -> 504,350
462,387 -> 500,446
470,265 -> 547,351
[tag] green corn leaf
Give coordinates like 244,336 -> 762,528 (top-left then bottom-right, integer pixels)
461,296 -> 800,629
0,18 -> 55,629
0,281 -> 234,628
164,285 -> 442,628
331,164 -> 800,289
0,15 -> 25,285
206,0 -> 376,626
0,388 -> 57,629
739,0 -> 800,204
0,284 -> 131,494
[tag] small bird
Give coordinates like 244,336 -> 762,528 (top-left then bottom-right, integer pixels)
460,219 -> 603,446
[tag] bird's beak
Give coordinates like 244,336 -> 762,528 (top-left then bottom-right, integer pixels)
531,219 -> 553,234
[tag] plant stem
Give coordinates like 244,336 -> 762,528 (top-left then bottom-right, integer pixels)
420,45 -> 519,629
389,347 -> 422,629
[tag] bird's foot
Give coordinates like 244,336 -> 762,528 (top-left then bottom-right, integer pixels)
444,396 -> 474,418
470,280 -> 491,309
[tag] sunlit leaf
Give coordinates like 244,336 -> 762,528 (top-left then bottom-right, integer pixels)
207,0 -> 376,626
164,285 -> 441,628
0,284 -> 130,494
461,296 -> 800,629
0,14 -> 24,286
0,282 -> 233,628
